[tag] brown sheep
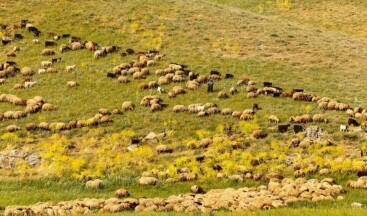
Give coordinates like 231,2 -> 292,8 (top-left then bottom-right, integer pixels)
115,189 -> 130,198
150,103 -> 162,112
221,108 -> 233,115
312,114 -> 328,123
6,125 -> 20,132
173,105 -> 187,112
25,123 -> 38,131
207,107 -> 221,114
122,101 -> 135,111
41,48 -> 55,56
21,67 -> 34,76
138,83 -> 149,90
240,113 -> 254,120
246,85 -> 257,93
118,76 -> 130,84
252,130 -> 267,139
218,91 -> 229,99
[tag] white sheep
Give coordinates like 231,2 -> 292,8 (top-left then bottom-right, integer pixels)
94,49 -> 107,59
66,65 -> 76,72
0,78 -> 5,84
67,81 -> 78,87
38,69 -> 46,74
24,81 -> 37,88
197,105 -> 206,112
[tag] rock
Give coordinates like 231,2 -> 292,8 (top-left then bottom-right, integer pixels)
304,126 -> 324,139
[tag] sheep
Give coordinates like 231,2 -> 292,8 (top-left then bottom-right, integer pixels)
133,72 -> 145,79
312,114 -> 328,123
41,48 -> 55,56
191,185 -> 204,194
173,105 -> 187,112
6,125 -> 20,132
94,49 -> 107,59
25,123 -> 38,131
340,125 -> 348,132
221,108 -> 233,115
150,103 -> 162,112
156,145 -> 173,154
229,87 -> 238,95
240,113 -> 254,120
197,111 -> 209,117
67,81 -> 78,87
138,83 -> 149,90
14,83 -> 24,89
46,67 -> 58,73
122,101 -> 135,111
247,92 -> 258,98
66,65 -> 76,72
71,42 -> 83,51
98,108 -> 111,115
115,189 -> 130,198
38,69 -> 46,74
0,78 -> 6,85
138,177 -> 158,186
246,85 -> 257,93
59,44 -> 71,53
252,130 -> 267,139
218,91 -> 229,99
41,61 -> 53,67
172,86 -> 185,95
118,76 -> 130,84
86,179 -> 104,189
148,81 -> 158,89
21,67 -> 34,76
207,107 -> 221,114
232,111 -> 242,118
32,39 -> 40,44
24,81 -> 37,88
268,115 -> 280,123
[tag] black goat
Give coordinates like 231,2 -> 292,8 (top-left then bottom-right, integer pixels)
225,73 -> 234,79
348,118 -> 359,127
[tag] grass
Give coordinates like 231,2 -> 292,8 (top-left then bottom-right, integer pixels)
1,0 -> 367,215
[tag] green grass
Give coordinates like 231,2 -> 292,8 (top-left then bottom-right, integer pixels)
1,0 -> 367,214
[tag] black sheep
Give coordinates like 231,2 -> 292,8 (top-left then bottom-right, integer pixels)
225,73 -> 234,79
293,125 -> 304,133
348,118 -> 359,126
107,72 -> 117,79
278,124 -> 290,133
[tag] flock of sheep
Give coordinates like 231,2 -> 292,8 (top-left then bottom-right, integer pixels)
5,176 -> 345,214
1,18 -> 367,214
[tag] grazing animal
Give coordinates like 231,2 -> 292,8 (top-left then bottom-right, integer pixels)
20,19 -> 29,28
293,125 -> 304,133
253,103 -> 259,111
348,118 -> 359,126
94,49 -> 107,59
108,72 -> 118,79
45,40 -> 57,47
340,125 -> 348,132
210,70 -> 221,76
13,34 -> 24,40
225,73 -> 234,79
157,87 -> 166,94
263,82 -> 273,87
38,69 -> 46,74
65,65 -> 76,72
51,57 -> 62,64
278,124 -> 290,133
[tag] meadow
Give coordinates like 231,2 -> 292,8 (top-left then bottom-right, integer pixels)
1,0 -> 367,215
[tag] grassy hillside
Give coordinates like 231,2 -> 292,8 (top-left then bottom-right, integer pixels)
1,0 -> 367,215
